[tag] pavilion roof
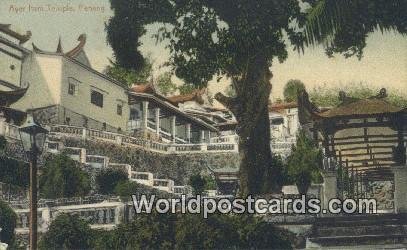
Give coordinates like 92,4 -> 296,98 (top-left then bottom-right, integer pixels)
0,88 -> 28,107
167,89 -> 205,105
299,88 -> 406,121
317,98 -> 405,118
269,101 -> 298,112
131,83 -> 156,94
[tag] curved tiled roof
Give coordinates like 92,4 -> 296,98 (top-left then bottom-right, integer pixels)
269,101 -> 298,112
0,88 -> 28,107
168,89 -> 205,105
65,34 -> 86,57
317,98 -> 405,118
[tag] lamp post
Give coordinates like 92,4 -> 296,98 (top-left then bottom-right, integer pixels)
19,114 -> 47,250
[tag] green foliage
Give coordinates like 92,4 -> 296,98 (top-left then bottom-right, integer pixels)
178,84 -> 198,95
0,156 -> 29,188
39,154 -> 91,199
234,215 -> 293,249
95,212 -> 176,249
283,79 -> 306,102
39,213 -> 93,250
309,83 -> 407,108
104,58 -> 153,86
107,0 -> 312,85
156,72 -> 177,96
0,200 -> 17,244
203,175 -> 216,190
271,154 -> 290,188
175,213 -> 239,249
304,0 -> 407,59
96,168 -> 128,195
94,213 -> 293,249
0,136 -> 6,151
188,174 -> 206,195
114,180 -> 140,200
286,130 -> 322,194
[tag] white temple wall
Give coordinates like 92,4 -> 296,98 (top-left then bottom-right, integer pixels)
60,57 -> 129,130
12,53 -> 62,110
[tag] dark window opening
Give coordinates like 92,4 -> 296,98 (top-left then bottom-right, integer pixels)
91,90 -> 103,107
68,83 -> 76,95
117,104 -> 123,116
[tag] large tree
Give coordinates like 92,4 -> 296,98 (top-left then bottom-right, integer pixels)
106,0 -> 312,195
305,0 -> 407,59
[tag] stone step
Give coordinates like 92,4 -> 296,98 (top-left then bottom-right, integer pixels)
315,214 -> 406,227
308,233 -> 407,247
314,224 -> 407,237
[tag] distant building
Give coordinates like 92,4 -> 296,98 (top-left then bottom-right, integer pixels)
269,101 -> 300,157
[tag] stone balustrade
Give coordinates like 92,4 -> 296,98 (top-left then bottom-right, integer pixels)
49,125 -> 238,154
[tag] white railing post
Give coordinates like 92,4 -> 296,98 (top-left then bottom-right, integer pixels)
82,128 -> 87,140
200,144 -> 207,151
115,135 -> 122,145
80,148 -> 87,164
0,117 -> 6,136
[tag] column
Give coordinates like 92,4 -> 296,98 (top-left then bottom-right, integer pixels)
321,170 -> 337,215
155,108 -> 160,135
392,165 -> 407,213
200,130 -> 206,143
142,101 -> 149,129
0,114 -> 6,136
186,124 -> 191,143
170,116 -> 176,143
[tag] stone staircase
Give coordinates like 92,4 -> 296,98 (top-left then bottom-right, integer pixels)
307,213 -> 407,249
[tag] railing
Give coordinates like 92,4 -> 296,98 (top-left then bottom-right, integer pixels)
50,125 -> 238,154
127,119 -> 142,130
210,134 -> 239,144
0,121 -> 20,140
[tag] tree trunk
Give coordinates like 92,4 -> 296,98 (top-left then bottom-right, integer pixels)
215,55 -> 281,196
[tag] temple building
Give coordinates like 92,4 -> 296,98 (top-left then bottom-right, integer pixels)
0,24 -> 222,145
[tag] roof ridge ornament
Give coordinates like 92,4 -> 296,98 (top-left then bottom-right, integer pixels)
65,34 -> 86,58
56,37 -> 63,53
32,43 -> 45,53
338,90 -> 360,105
0,23 -> 31,44
369,88 -> 387,99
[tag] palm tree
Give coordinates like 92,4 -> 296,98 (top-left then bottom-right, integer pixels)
304,0 -> 407,58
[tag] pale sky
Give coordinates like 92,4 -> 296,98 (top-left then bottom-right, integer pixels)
2,0 -> 406,103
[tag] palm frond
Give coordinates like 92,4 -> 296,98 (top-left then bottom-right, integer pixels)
304,0 -> 352,47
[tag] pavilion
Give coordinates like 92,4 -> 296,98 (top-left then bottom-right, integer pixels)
298,88 -> 407,211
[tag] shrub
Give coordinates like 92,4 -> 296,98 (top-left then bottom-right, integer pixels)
96,168 -> 128,195
39,154 -> 91,199
39,213 -> 93,250
0,200 -> 17,244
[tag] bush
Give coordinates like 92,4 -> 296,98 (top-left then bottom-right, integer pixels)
93,213 -> 293,249
286,130 -> 322,194
0,200 -> 17,244
39,154 -> 91,199
39,213 -> 93,250
95,212 -> 176,249
189,174 -> 206,195
96,168 -> 128,195
114,180 -> 140,200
